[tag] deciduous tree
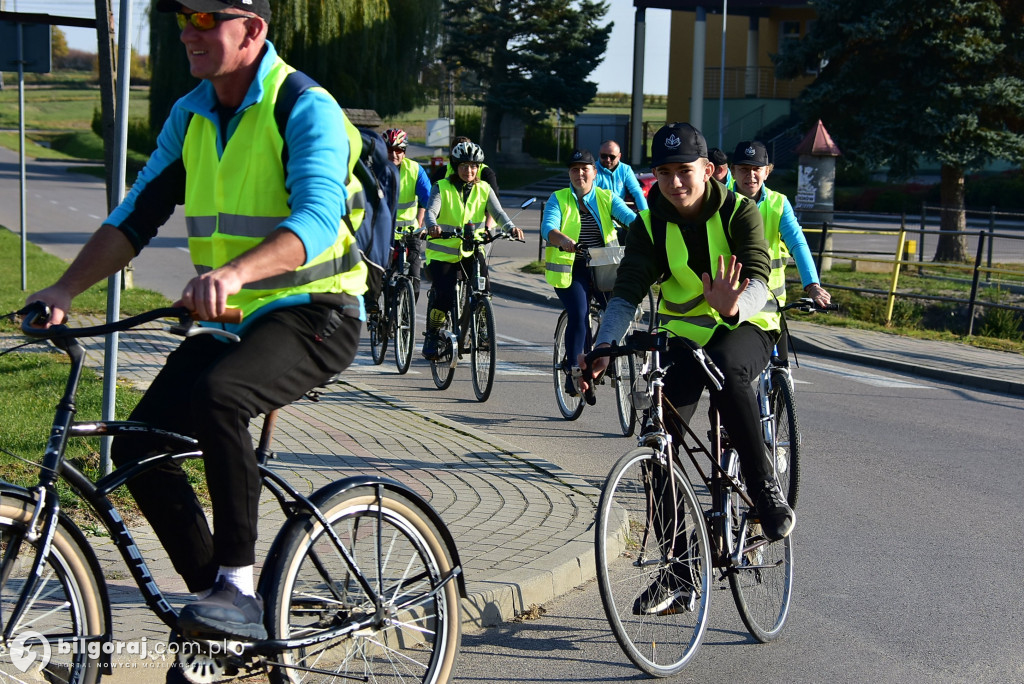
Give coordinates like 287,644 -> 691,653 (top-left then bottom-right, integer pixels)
775,0 -> 1024,261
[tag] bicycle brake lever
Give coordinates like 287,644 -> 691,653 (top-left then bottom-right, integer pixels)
693,348 -> 725,391
572,365 -> 598,406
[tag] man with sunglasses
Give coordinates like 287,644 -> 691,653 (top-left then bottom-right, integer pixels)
26,0 -> 367,652
595,139 -> 649,212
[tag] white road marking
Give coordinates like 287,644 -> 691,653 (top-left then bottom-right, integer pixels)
799,359 -> 930,389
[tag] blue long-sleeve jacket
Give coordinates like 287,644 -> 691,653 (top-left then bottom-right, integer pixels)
415,164 -> 431,209
594,161 -> 649,212
540,186 -> 637,240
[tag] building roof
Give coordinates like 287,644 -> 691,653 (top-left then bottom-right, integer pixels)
794,120 -> 842,157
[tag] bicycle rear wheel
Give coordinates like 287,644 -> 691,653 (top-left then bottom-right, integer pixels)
612,349 -> 637,437
0,498 -> 105,684
430,310 -> 456,390
769,369 -> 801,507
368,287 -> 389,365
470,296 -> 496,402
728,483 -> 794,642
596,448 -> 712,677
393,278 -> 416,375
264,485 -> 461,684
552,312 -> 584,420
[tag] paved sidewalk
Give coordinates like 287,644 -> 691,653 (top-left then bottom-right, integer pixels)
11,249 -> 1023,681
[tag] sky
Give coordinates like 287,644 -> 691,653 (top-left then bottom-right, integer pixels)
27,0 -> 671,95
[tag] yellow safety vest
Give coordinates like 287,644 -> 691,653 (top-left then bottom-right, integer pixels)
182,57 -> 366,319
757,186 -> 790,312
425,179 -> 491,263
643,209 -> 780,345
395,157 -> 422,234
544,187 -> 617,288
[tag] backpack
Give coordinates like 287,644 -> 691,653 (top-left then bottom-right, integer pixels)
274,71 -> 398,304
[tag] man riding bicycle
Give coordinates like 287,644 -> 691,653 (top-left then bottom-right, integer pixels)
583,122 -> 795,548
383,127 -> 430,301
542,148 -> 636,397
421,141 -> 523,359
25,0 -> 366,659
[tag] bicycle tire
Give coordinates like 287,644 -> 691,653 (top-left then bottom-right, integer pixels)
394,278 -> 416,375
596,447 -> 712,677
552,312 -> 584,420
264,485 -> 461,684
0,499 -> 105,684
430,308 -> 456,390
769,369 -> 801,508
369,286 -> 389,365
728,483 -> 794,642
612,349 -> 637,437
469,296 -> 496,402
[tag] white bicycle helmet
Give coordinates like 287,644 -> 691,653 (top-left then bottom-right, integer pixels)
450,141 -> 485,165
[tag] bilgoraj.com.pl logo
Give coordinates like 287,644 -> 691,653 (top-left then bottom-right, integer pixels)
8,630 -> 52,673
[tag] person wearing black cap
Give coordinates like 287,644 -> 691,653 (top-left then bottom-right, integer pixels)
27,0 -> 367,648
582,122 -> 794,611
731,140 -> 831,365
709,146 -> 732,186
541,149 -> 637,396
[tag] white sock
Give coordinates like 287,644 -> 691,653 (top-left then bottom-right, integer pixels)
216,565 -> 255,597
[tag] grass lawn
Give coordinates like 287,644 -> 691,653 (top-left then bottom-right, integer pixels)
0,228 -> 205,529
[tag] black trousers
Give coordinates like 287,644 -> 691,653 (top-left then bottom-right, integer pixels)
110,303 -> 361,592
426,250 -> 488,314
664,322 -> 775,487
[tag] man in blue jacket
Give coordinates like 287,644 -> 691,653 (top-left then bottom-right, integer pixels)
27,0 -> 365,647
595,139 -> 649,212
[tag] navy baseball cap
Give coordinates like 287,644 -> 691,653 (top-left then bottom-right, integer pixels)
732,141 -> 770,167
567,149 -> 596,167
650,122 -> 707,167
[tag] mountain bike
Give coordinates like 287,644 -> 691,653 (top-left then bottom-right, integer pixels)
427,198 -> 532,402
758,297 -> 837,508
3,304 -> 465,684
368,228 -> 421,374
589,331 -> 793,677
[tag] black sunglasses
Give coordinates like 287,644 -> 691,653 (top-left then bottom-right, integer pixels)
600,153 -> 618,160
176,11 -> 252,31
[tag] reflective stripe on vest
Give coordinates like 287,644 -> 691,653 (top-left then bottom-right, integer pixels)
182,57 -> 366,319
544,187 -> 616,289
643,207 -> 779,345
425,179 -> 491,263
395,157 -> 421,232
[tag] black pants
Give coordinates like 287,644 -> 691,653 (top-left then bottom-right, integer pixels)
665,322 -> 775,488
426,251 -> 488,314
398,233 -> 425,300
110,303 -> 361,592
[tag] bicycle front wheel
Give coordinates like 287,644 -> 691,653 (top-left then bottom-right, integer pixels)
728,485 -> 794,642
769,369 -> 801,507
0,499 -> 106,684
552,312 -> 584,420
430,310 -> 456,390
469,296 -> 496,402
596,448 -> 712,677
264,485 -> 461,684
612,349 -> 637,437
368,287 -> 388,365
393,277 -> 416,375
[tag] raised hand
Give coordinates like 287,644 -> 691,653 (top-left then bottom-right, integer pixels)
701,254 -> 748,319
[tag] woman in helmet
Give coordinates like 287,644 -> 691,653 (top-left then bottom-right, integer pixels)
421,141 -> 524,359
383,127 -> 430,300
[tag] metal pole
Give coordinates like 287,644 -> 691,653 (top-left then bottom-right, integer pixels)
629,6 -> 646,167
718,0 -> 728,148
17,22 -> 26,290
815,221 -> 828,274
100,0 -> 133,475
966,231 -> 986,337
986,205 -> 995,283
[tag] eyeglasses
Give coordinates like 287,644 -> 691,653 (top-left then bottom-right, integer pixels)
176,11 -> 252,31
458,163 -> 480,171
600,153 -> 618,160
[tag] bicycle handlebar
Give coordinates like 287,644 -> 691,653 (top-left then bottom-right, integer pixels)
18,302 -> 243,340
582,330 -> 725,392
780,297 -> 838,314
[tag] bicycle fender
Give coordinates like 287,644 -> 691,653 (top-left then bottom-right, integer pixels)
258,475 -> 467,598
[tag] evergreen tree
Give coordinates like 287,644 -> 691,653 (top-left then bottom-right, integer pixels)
443,0 -> 612,160
775,0 -> 1024,261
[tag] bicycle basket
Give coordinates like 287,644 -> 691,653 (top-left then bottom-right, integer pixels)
589,245 -> 624,292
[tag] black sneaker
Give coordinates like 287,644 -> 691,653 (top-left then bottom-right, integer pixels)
633,564 -> 697,615
177,578 -> 267,640
753,479 -> 795,541
563,371 -> 578,397
421,331 -> 441,360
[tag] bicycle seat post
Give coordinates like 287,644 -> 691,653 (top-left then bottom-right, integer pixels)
256,409 -> 279,465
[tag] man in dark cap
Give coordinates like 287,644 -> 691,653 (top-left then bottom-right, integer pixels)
540,149 -> 636,396
582,122 -> 794,613
27,0 -> 366,648
709,146 -> 732,186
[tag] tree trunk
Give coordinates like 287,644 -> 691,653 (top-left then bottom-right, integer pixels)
94,0 -> 116,211
481,104 -> 503,162
932,163 -> 968,262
